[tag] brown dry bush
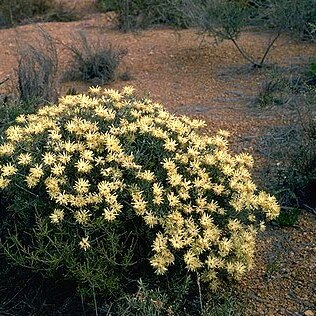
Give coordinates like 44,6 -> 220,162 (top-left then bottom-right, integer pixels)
64,31 -> 127,85
16,29 -> 59,105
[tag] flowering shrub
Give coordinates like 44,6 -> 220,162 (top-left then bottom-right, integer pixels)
0,86 -> 279,294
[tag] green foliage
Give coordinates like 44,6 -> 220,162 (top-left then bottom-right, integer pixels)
255,68 -> 295,108
0,0 -> 80,28
274,207 -> 300,227
307,57 -> 316,85
0,0 -> 52,27
260,0 -> 316,41
183,0 -> 278,67
97,0 -> 188,31
184,0 -> 249,41
65,31 -> 127,84
257,76 -> 316,226
0,100 -> 36,134
184,0 -> 316,67
0,87 -> 279,300
201,291 -> 242,316
97,0 -> 121,12
113,280 -> 175,315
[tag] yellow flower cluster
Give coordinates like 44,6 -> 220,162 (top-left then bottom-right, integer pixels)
0,86 -> 280,288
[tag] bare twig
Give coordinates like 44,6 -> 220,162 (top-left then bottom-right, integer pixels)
259,32 -> 281,66
196,272 -> 203,312
0,77 -> 9,86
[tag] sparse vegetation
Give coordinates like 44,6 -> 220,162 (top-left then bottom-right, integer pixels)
0,0 -> 52,27
0,0 -> 80,28
97,0 -> 188,31
307,57 -> 316,85
64,31 -> 127,84
255,68 -> 316,226
16,29 -> 59,105
255,68 -> 292,108
183,0 -> 316,67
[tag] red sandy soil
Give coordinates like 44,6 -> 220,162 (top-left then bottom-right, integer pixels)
0,1 -> 315,315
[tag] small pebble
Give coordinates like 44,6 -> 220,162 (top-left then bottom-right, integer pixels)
304,310 -> 315,316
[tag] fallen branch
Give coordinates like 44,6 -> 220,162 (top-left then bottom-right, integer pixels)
0,77 -> 9,86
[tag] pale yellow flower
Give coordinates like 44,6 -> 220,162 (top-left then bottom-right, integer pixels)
2,163 -> 17,177
107,89 -> 122,102
79,236 -> 90,251
163,138 -> 177,152
75,159 -> 93,173
227,219 -> 242,231
45,177 -> 60,197
49,209 -> 64,224
5,126 -> 24,142
89,86 -> 102,95
94,106 -> 116,120
62,140 -> 76,153
0,176 -> 10,189
206,255 -> 223,269
213,184 -> 225,195
167,192 -> 180,208
55,191 -> 71,206
26,175 -> 40,188
168,172 -> 182,187
49,130 -> 62,141
74,178 -> 90,194
43,152 -> 56,166
137,170 -> 155,182
122,85 -> 135,95
102,207 -> 119,221
105,134 -> 122,153
218,237 -> 233,257
51,163 -> 66,176
184,250 -> 203,271
29,164 -> 44,178
217,129 -> 230,138
58,152 -> 72,164
16,114 -> 27,123
143,212 -> 159,228
0,143 -> 15,156
17,153 -> 32,165
74,209 -> 91,225
80,150 -> 94,161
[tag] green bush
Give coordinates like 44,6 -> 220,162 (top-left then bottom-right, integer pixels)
307,58 -> 316,85
183,0 -> 278,68
97,0 -> 188,31
0,0 -> 80,28
0,0 -> 52,27
184,0 -> 316,67
0,87 -> 279,298
262,0 -> 316,41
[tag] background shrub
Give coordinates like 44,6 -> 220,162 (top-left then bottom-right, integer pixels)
0,87 -> 279,303
183,0 -> 316,67
259,0 -> 316,41
0,0 -> 81,28
307,57 -> 316,85
256,73 -> 316,225
64,31 -> 127,84
97,0 -> 188,31
16,29 -> 59,106
0,0 -> 52,27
